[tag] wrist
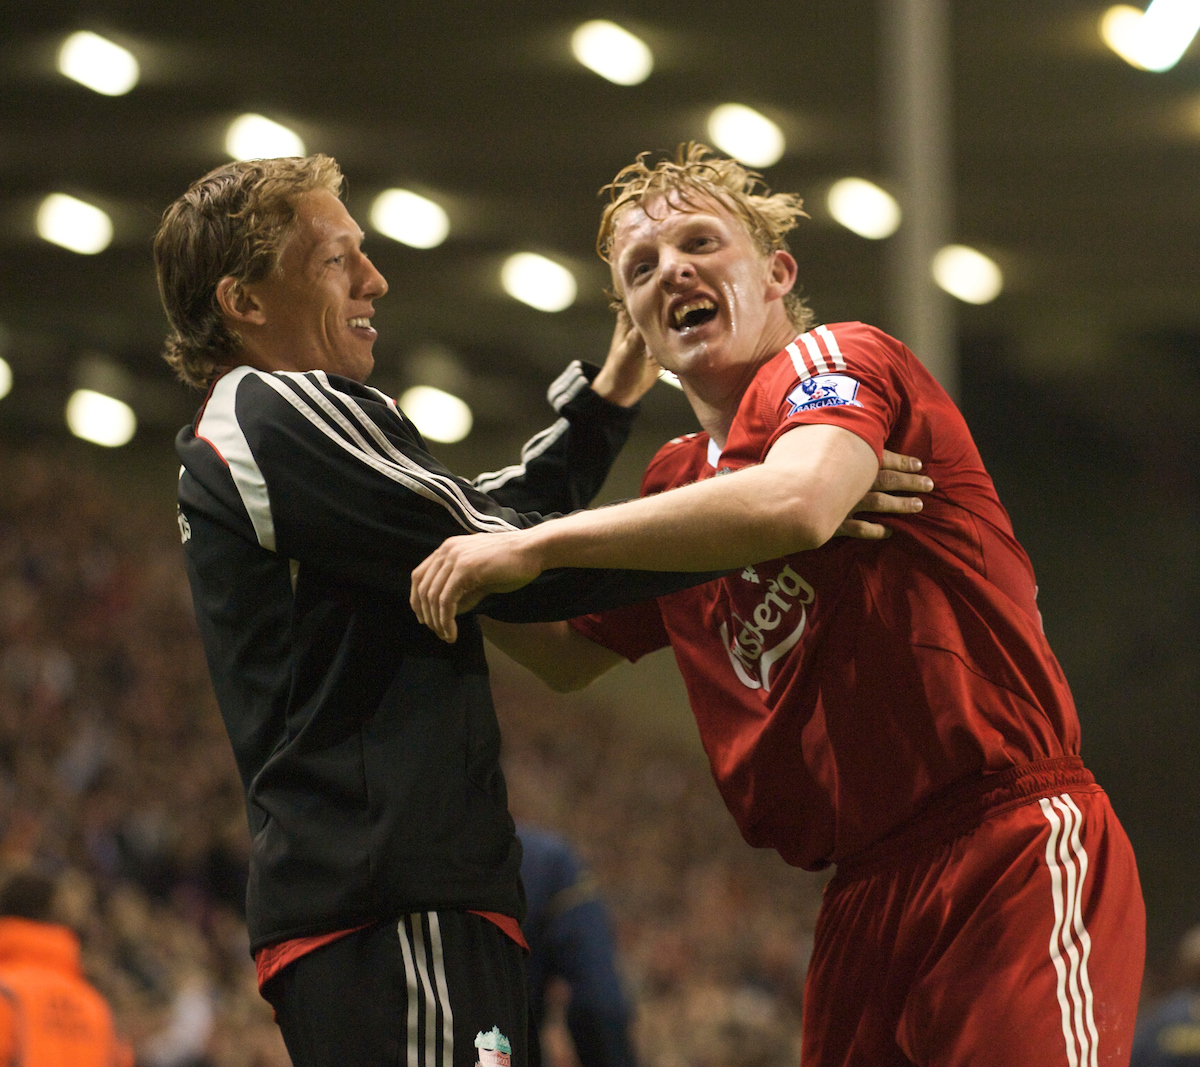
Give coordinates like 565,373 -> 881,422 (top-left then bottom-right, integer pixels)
589,364 -> 643,407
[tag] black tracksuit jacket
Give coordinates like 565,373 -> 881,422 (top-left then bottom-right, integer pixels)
176,361 -> 696,952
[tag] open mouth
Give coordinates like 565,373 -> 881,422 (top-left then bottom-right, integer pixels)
671,298 -> 718,331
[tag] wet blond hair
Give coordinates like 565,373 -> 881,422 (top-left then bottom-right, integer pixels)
153,155 -> 344,388
597,143 -> 814,331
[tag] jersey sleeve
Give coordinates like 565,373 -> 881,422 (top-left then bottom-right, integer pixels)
472,361 -> 639,515
753,323 -> 906,464
568,595 -> 671,662
177,366 -> 714,619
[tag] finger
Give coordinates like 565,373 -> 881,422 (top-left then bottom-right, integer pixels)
835,519 -> 893,540
433,574 -> 459,642
880,449 -> 922,473
413,551 -> 455,632
439,604 -> 458,644
852,492 -> 924,516
873,469 -> 934,493
410,557 -> 435,625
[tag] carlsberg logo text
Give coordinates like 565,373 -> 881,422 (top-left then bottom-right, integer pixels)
729,565 -> 814,668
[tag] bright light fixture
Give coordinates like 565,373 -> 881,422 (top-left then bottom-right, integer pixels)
65,389 -> 136,447
500,253 -> 577,312
225,114 -> 305,161
37,194 -> 113,255
826,178 -> 902,240
0,358 -> 11,401
931,245 -> 1004,305
370,189 -> 450,249
1101,5 -> 1151,65
658,368 -> 684,390
1101,1 -> 1200,71
571,20 -> 654,85
706,104 -> 786,168
399,386 -> 473,444
57,31 -> 139,96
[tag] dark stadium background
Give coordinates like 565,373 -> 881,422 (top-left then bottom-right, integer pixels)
1,2 -> 1197,1062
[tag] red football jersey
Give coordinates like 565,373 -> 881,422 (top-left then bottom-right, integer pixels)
571,322 -> 1081,869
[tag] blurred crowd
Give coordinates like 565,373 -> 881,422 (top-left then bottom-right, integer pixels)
0,443 -> 823,1067
3,443 -> 1193,1067
0,446 -> 284,1066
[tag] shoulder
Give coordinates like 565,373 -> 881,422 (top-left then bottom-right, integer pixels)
194,367 -> 409,454
773,322 -> 908,381
642,431 -> 711,496
202,367 -> 399,423
744,323 -> 912,416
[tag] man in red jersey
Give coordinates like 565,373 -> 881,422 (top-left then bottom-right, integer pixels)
410,145 -> 1145,1067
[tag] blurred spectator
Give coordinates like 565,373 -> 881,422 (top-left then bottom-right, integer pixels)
0,444 -> 821,1066
0,867 -> 133,1066
519,824 -> 636,1067
1132,926 -> 1200,1066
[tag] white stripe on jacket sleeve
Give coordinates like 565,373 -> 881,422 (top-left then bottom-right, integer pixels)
258,371 -> 519,534
195,366 -> 277,550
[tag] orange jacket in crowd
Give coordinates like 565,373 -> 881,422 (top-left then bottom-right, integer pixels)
0,917 -> 133,1067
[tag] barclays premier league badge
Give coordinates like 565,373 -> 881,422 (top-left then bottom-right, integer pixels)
785,373 -> 863,416
475,1027 -> 512,1067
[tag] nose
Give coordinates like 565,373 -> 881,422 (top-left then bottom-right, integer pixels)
658,247 -> 696,290
356,254 -> 389,300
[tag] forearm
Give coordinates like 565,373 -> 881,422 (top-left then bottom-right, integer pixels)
480,618 -> 622,691
409,424 -> 879,643
477,361 -> 639,514
517,463 -> 843,573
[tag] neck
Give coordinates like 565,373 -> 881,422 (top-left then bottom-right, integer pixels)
679,320 -> 798,449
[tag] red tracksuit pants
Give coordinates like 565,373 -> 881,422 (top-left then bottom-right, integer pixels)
802,759 -> 1144,1066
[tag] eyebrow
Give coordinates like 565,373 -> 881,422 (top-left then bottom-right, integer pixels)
314,229 -> 366,257
618,215 -> 722,266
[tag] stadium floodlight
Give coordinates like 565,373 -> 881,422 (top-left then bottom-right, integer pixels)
65,389 -> 137,447
706,104 -> 786,168
500,253 -> 577,312
826,178 -> 902,240
571,20 -> 654,85
0,358 -> 11,401
37,194 -> 113,255
57,31 -> 139,96
371,189 -> 450,249
1101,0 -> 1200,72
931,245 -> 1004,305
399,386 -> 473,444
657,368 -> 684,390
225,114 -> 305,161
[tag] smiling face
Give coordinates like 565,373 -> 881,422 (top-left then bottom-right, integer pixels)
609,193 -> 798,390
236,190 -> 388,382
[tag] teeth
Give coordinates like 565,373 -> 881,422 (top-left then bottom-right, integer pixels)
672,298 -> 716,327
347,317 -> 371,328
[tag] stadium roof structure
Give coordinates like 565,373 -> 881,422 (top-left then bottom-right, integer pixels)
0,0 -> 1197,449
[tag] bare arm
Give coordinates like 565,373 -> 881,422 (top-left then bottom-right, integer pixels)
411,423 -> 878,641
480,618 -> 623,692
478,447 -> 932,686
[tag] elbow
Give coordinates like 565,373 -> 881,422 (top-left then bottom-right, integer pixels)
541,662 -> 600,693
808,512 -> 844,550
773,501 -> 838,555
544,673 -> 591,694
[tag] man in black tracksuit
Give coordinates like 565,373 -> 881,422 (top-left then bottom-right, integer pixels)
154,154 -> 696,1067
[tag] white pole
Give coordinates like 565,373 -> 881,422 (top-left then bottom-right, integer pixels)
881,0 -> 958,397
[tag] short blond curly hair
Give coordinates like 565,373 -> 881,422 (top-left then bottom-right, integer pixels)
597,143 -> 814,331
154,155 -> 344,389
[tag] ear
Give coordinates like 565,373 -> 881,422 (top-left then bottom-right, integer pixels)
764,249 -> 798,302
215,276 -> 267,327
